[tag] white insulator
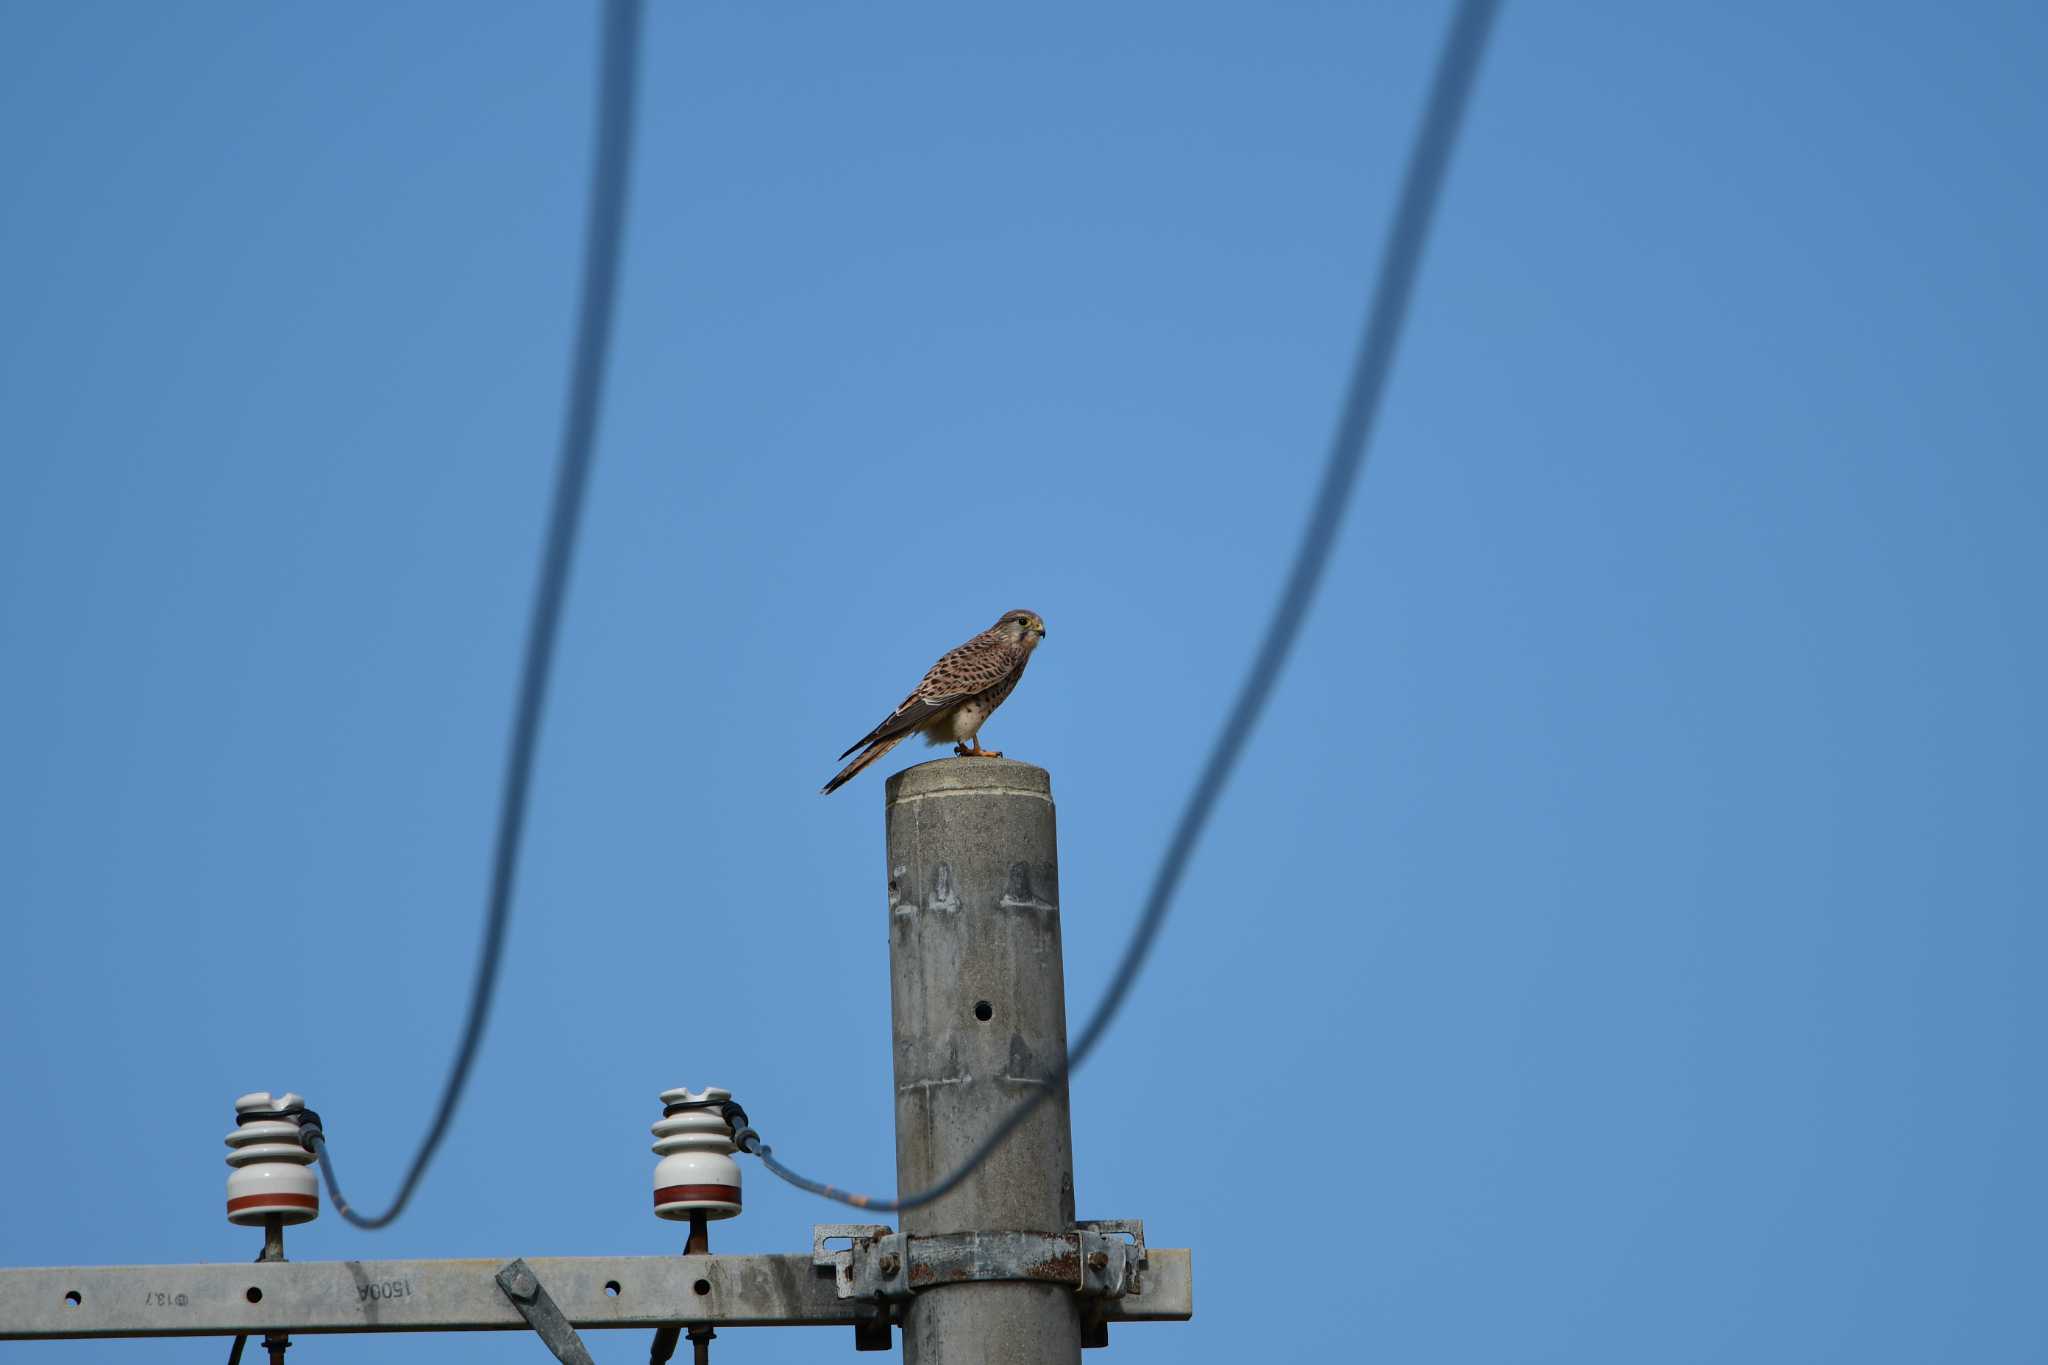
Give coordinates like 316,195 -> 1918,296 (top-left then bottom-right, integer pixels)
225,1091 -> 318,1227
651,1086 -> 741,1221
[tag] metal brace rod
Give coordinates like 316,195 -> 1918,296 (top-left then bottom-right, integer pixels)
495,1259 -> 597,1365
0,1249 -> 1192,1339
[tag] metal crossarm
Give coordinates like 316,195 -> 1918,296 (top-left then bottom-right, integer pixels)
0,1248 -> 1193,1340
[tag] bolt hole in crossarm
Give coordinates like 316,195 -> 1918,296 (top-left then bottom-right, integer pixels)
245,1288 -> 262,1304
63,1291 -> 80,1307
692,1279 -> 710,1296
604,1281 -> 621,1297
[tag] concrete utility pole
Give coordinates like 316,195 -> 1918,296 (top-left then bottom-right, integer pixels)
887,758 -> 1080,1365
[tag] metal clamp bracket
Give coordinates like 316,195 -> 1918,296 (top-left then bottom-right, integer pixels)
812,1220 -> 1147,1304
808,1226 -> 897,1352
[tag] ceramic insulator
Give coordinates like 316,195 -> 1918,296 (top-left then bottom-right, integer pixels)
651,1086 -> 741,1220
225,1091 -> 319,1227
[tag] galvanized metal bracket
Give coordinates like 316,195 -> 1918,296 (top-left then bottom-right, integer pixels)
494,1258 -> 598,1365
1072,1221 -> 1147,1351
809,1225 -> 897,1352
813,1220 -> 1147,1303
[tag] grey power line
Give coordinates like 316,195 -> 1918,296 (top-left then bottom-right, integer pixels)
743,0 -> 1506,1213
311,0 -> 645,1230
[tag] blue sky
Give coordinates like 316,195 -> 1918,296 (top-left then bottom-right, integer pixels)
2,3 -> 2044,1362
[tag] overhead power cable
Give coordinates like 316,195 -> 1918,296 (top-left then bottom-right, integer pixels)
742,0 -> 1505,1212
310,0 -> 645,1230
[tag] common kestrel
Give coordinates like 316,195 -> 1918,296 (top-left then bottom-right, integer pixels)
822,610 -> 1047,795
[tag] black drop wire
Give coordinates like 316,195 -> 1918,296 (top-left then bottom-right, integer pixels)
738,0 -> 1505,1213
309,0 -> 644,1230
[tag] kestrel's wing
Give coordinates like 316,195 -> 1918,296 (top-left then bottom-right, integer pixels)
835,634 -> 1024,759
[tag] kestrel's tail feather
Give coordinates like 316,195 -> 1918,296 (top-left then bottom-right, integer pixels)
822,732 -> 909,795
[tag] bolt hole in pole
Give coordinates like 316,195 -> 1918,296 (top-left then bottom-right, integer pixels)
604,1280 -> 621,1297
973,999 -> 994,1022
63,1291 -> 81,1307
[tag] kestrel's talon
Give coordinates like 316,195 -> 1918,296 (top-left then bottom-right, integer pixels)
821,610 -> 1047,795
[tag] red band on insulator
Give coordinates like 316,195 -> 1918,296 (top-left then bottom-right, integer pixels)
654,1184 -> 741,1206
227,1194 -> 319,1212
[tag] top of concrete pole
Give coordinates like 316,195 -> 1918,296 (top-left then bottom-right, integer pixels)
884,756 -> 1053,805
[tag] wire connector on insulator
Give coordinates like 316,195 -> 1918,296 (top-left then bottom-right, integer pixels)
715,1100 -> 759,1158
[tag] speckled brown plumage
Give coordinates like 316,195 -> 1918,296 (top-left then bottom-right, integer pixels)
822,609 -> 1047,794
